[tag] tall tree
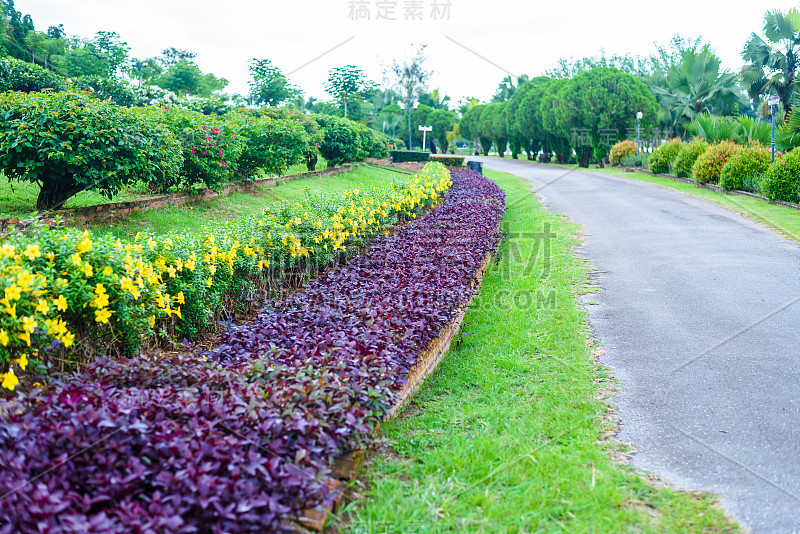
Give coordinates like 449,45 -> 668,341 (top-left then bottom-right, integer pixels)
491,74 -> 529,102
549,67 -> 659,167
324,65 -> 377,119
652,46 -> 744,136
154,60 -> 227,97
741,8 -> 800,120
386,45 -> 431,149
159,47 -> 197,68
426,109 -> 456,150
248,58 -> 300,107
418,88 -> 450,110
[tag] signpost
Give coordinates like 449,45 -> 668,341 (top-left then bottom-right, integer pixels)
419,125 -> 432,151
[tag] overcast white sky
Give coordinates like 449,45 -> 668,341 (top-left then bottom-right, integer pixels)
16,0 -> 799,104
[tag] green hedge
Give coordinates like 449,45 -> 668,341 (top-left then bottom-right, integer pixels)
390,150 -> 430,163
0,57 -> 68,93
762,148 -> 800,203
429,155 -> 465,166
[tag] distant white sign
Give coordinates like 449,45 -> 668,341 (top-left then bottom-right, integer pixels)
418,125 -> 432,131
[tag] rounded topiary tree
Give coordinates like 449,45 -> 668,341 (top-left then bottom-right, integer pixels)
761,148 -> 800,203
0,91 -> 183,211
609,140 -> 638,166
647,139 -> 684,174
672,138 -> 709,178
719,143 -> 771,192
314,114 -> 362,167
692,140 -> 741,184
227,113 -> 311,179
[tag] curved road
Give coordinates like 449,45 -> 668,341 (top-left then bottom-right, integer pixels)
471,157 -> 800,533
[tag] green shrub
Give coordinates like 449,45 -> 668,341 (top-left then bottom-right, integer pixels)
719,143 -> 771,192
390,150 -> 430,163
648,139 -> 684,174
71,75 -> 136,107
609,139 -> 638,166
0,91 -> 183,211
429,155 -> 465,166
621,152 -> 648,167
354,123 -> 391,159
672,139 -> 709,178
314,114 -> 363,167
140,105 -> 245,190
391,138 -> 406,150
227,113 -> 310,179
692,140 -> 741,184
761,148 -> 800,203
258,107 -> 323,171
0,57 -> 67,93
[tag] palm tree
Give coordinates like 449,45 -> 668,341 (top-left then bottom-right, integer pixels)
651,46 -> 744,136
741,8 -> 800,121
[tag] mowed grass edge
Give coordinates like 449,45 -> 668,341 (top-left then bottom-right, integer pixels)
338,168 -> 739,533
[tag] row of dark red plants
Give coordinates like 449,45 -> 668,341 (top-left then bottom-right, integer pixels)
0,169 -> 505,534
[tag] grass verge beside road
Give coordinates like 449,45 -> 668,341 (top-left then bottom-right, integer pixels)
340,168 -> 738,532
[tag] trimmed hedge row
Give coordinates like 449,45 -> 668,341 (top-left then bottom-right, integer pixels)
0,163 -> 452,388
640,136 -> 800,203
390,150 -> 430,163
0,168 -> 505,533
429,154 -> 466,166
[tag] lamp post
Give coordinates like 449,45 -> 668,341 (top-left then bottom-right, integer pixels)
636,111 -> 643,155
768,95 -> 780,163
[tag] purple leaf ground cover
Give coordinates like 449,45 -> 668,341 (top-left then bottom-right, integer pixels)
0,169 -> 504,533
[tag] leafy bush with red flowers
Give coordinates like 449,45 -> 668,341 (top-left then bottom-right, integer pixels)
0,169 -> 505,533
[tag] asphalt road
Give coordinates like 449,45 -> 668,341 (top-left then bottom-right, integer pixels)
470,157 -> 800,533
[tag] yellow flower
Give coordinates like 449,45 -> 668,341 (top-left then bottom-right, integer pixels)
0,244 -> 15,257
174,291 -> 185,305
1,370 -> 19,391
45,252 -> 55,262
102,266 -> 113,277
18,331 -> 31,347
71,253 -> 82,266
4,285 -> 22,301
148,315 -> 155,328
13,354 -> 28,371
135,232 -> 142,241
21,316 -> 37,334
0,329 -> 8,346
61,330 -> 75,348
16,270 -> 34,289
77,236 -> 92,254
206,277 -> 213,288
2,301 -> 16,319
81,263 -> 93,278
36,299 -> 50,315
94,308 -> 113,324
53,295 -> 68,312
23,244 -> 41,261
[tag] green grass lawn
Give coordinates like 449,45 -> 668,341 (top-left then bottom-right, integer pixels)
89,163 -> 400,239
0,157 -> 328,219
340,168 -> 738,533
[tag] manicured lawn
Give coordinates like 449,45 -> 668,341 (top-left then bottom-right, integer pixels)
0,157 -> 328,218
340,168 -> 738,532
90,163 -> 401,239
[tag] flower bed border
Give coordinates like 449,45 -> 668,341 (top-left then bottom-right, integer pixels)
0,165 -> 356,232
289,246 -> 496,533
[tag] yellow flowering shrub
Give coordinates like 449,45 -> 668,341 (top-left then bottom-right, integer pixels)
0,162 -> 452,388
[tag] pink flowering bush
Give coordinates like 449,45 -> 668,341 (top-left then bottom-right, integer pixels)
139,106 -> 245,191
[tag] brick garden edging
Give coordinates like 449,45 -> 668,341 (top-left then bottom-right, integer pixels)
0,165 -> 356,233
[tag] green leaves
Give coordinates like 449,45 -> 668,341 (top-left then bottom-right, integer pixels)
0,91 -> 182,210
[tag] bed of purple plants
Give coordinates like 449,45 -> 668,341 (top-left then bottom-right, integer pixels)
0,170 -> 505,534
